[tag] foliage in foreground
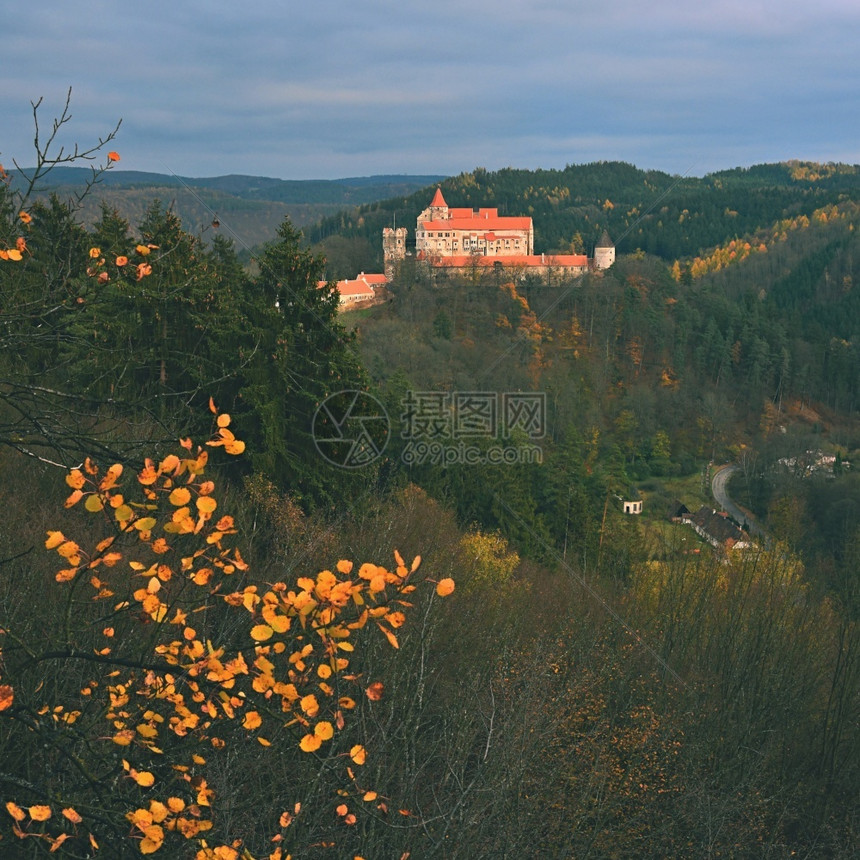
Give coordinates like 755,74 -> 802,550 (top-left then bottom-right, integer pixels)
0,409 -> 453,857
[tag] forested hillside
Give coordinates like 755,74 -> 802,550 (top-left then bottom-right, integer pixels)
310,159 -> 860,275
1,118 -> 858,858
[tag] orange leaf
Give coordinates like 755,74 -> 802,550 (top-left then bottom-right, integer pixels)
243,711 -> 262,730
376,623 -> 399,649
107,151 -> 120,161
435,578 -> 456,597
300,694 -> 319,717
5,801 -> 26,821
365,681 -> 384,701
65,469 -> 85,490
0,685 -> 13,712
349,744 -> 366,765
62,807 -> 82,824
300,733 -> 322,753
29,805 -> 52,822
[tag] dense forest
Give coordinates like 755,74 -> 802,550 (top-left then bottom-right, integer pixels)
0,108 -> 858,859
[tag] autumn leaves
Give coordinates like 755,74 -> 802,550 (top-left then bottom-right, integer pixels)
4,400 -> 454,856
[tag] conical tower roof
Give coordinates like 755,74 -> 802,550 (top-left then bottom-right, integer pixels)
430,187 -> 447,208
596,230 -> 613,248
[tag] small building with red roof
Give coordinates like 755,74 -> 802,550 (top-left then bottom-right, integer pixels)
318,272 -> 388,310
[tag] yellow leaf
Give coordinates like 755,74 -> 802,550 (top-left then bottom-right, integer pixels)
138,824 -> 164,854
196,496 -> 217,515
84,494 -> 104,512
169,487 -> 191,506
133,770 -> 155,787
225,439 -> 245,455
45,531 -> 66,549
217,413 -> 231,428
314,721 -> 334,741
115,504 -> 134,523
250,624 -> 274,642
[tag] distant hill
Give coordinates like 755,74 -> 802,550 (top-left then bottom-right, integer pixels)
306,160 -> 860,273
18,168 -> 446,251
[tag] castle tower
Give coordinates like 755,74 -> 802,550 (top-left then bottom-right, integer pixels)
382,226 -> 407,280
594,230 -> 615,270
426,187 -> 449,222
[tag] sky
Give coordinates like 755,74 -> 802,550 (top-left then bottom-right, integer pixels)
2,1 -> 859,181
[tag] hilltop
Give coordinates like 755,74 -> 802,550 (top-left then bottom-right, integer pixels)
309,159 -> 860,276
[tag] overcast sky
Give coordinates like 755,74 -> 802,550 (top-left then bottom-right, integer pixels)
3,1 -> 858,181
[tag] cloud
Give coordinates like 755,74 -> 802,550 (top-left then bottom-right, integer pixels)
1,0 -> 858,179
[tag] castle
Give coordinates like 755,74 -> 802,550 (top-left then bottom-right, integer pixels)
383,188 -> 614,280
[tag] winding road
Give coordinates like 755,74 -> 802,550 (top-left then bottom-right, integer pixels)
711,464 -> 769,542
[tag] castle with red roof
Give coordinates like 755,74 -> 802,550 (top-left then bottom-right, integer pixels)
383,188 -> 614,281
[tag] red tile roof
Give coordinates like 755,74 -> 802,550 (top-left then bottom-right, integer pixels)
422,254 -> 587,269
317,273 -> 387,301
430,187 -> 447,207
420,215 -> 532,232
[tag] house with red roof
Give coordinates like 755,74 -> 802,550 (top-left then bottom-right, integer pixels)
318,272 -> 387,310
